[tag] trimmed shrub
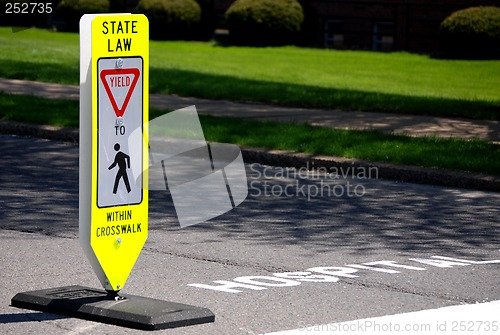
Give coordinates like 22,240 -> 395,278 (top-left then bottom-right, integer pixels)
135,0 -> 201,40
225,0 -> 304,46
56,0 -> 110,32
440,6 -> 500,59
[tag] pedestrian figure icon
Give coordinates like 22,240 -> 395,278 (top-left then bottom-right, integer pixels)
109,143 -> 131,194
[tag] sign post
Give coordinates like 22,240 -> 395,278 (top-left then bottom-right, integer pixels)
11,13 -> 214,330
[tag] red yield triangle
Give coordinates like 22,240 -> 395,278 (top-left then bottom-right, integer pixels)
100,68 -> 140,117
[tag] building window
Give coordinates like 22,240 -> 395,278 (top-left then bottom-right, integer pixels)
373,22 -> 394,51
324,20 -> 344,49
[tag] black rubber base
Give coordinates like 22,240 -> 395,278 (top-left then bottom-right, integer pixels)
11,285 -> 215,330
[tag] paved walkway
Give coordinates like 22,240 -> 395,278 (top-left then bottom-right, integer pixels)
0,78 -> 498,142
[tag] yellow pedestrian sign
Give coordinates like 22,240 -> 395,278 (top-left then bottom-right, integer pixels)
10,13 -> 214,331
80,13 -> 149,292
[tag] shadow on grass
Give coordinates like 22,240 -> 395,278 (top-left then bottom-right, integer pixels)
0,60 -> 79,85
0,94 -> 79,127
0,59 -> 497,120
150,67 -> 499,121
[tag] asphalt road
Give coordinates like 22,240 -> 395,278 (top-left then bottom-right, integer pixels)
1,134 -> 499,335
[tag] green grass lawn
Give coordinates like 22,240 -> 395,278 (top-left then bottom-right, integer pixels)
1,93 -> 498,176
0,27 -> 499,119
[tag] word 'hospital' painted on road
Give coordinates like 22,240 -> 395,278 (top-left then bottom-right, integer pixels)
188,256 -> 500,294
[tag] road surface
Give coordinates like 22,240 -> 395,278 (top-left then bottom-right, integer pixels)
0,134 -> 499,334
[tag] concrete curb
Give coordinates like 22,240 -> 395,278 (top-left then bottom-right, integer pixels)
241,148 -> 500,192
1,120 -> 498,192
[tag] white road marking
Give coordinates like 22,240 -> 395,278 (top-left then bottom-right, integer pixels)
189,256 -> 500,294
264,300 -> 500,334
66,322 -> 99,335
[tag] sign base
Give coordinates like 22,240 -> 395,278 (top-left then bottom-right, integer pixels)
11,285 -> 215,330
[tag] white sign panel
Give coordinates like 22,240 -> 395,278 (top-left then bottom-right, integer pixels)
97,56 -> 143,208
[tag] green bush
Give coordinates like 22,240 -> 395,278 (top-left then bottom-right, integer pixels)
225,0 -> 304,46
135,0 -> 201,40
440,6 -> 500,59
56,0 -> 110,32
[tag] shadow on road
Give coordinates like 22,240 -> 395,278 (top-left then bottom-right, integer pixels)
1,135 -> 498,259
